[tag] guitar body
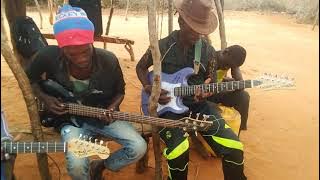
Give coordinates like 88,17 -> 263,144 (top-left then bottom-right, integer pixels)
141,67 -> 194,116
38,79 -> 78,127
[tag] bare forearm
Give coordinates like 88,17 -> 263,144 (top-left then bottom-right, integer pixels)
231,67 -> 243,81
107,94 -> 124,110
136,67 -> 151,88
31,83 -> 49,100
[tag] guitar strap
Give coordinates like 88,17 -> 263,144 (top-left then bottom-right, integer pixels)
193,39 -> 202,74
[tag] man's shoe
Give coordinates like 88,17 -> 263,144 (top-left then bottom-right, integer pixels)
89,159 -> 105,180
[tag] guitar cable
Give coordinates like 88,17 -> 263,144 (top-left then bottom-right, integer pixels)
47,154 -> 61,180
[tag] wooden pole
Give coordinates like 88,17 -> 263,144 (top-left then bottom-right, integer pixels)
34,0 -> 43,29
125,0 -> 130,21
214,0 -> 227,49
104,0 -> 114,49
312,5 -> 319,31
148,0 -> 163,179
4,0 -> 26,68
48,0 -> 54,25
168,0 -> 173,34
105,0 -> 114,36
1,1 -> 51,180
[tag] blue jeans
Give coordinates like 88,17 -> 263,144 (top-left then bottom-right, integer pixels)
60,120 -> 147,180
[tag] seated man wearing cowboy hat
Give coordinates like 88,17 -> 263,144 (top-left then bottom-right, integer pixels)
136,0 -> 247,179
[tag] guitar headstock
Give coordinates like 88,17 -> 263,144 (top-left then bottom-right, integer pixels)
68,135 -> 110,159
178,112 -> 213,133
253,73 -> 296,90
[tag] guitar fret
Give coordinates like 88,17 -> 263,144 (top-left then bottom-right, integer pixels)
24,142 -> 26,153
64,142 -> 66,153
47,142 -> 48,153
16,142 -> 19,153
38,142 -> 40,153
55,142 -> 56,152
31,142 -> 33,153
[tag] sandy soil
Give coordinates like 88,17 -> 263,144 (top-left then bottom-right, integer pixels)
1,9 -> 319,180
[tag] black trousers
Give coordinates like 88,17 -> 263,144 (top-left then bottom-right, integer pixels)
208,90 -> 250,131
159,101 -> 247,180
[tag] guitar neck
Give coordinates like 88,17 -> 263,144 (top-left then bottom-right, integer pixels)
174,80 -> 253,96
1,142 -> 67,154
66,103 -> 186,128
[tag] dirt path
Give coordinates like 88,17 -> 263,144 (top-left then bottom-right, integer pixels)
1,10 -> 318,180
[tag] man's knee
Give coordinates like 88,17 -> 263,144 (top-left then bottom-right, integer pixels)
60,125 -> 83,141
224,149 -> 244,164
239,90 -> 250,104
126,136 -> 147,160
65,155 -> 89,179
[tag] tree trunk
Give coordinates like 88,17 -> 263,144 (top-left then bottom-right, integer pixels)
34,0 -> 43,29
1,1 -> 51,180
168,0 -> 173,34
214,0 -> 227,49
148,0 -> 163,179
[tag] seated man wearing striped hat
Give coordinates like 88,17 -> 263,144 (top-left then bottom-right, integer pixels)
27,5 -> 147,180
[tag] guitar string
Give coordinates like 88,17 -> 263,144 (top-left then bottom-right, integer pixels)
175,80 -> 252,96
69,104 -> 188,128
66,103 -> 212,129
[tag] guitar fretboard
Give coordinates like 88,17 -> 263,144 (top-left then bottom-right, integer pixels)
1,142 -> 67,154
66,103 -> 191,128
174,80 -> 253,96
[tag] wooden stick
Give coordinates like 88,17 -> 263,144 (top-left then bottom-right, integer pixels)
105,0 -> 114,36
104,0 -> 114,49
34,0 -> 43,29
148,0 -> 163,179
1,1 -> 51,179
312,5 -> 319,31
214,0 -> 227,50
125,0 -> 130,21
168,0 -> 173,34
48,0 -> 53,25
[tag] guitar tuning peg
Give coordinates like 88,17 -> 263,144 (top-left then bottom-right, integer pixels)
183,132 -> 189,137
193,126 -> 197,131
183,127 -> 187,132
79,134 -> 83,139
89,137 -> 93,142
195,131 -> 198,137
189,112 -> 192,118
100,140 -> 104,145
95,139 -> 98,144
203,114 -> 208,121
196,113 -> 200,120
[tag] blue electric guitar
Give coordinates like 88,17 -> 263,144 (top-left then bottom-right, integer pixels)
141,67 -> 295,116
